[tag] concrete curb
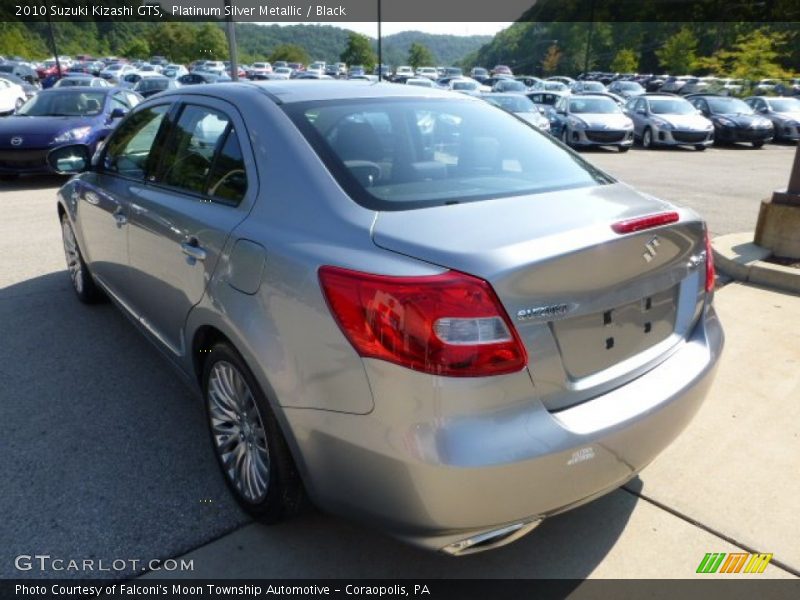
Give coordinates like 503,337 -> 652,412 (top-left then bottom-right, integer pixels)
712,232 -> 800,294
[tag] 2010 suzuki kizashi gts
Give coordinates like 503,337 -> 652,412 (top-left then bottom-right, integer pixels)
52,81 -> 723,555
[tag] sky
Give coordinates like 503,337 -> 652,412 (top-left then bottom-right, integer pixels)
275,22 -> 512,37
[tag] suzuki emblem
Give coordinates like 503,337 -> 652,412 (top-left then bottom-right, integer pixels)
643,236 -> 660,263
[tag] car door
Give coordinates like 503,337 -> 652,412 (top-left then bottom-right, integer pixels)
124,98 -> 255,355
630,97 -> 647,137
75,102 -> 172,300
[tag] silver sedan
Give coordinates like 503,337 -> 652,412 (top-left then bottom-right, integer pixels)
626,94 -> 715,150
50,81 -> 723,554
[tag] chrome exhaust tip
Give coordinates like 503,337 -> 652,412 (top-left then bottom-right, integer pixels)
441,518 -> 542,556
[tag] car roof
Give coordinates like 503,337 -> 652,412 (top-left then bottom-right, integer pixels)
157,80 -> 475,104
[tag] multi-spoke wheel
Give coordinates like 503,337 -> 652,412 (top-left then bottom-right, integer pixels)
60,215 -> 103,303
203,343 -> 305,520
208,360 -> 270,503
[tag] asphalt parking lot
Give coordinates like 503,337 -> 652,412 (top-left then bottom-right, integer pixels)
1,143 -> 798,580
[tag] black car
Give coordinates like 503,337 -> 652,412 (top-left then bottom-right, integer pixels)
687,94 -> 774,148
177,72 -> 224,86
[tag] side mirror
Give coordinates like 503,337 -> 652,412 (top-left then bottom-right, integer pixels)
47,144 -> 92,175
109,107 -> 128,120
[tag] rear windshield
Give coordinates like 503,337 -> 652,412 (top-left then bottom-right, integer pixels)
649,98 -> 695,115
284,98 -> 611,211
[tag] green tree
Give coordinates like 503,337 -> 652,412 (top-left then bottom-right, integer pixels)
193,23 -> 228,61
407,42 -> 435,69
697,29 -> 789,82
541,44 -> 562,75
340,32 -> 377,70
148,23 -> 194,63
122,38 -> 150,60
269,43 -> 310,65
0,22 -> 46,57
610,48 -> 639,73
656,27 -> 699,74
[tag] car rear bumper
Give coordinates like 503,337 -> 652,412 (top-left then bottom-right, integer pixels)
283,305 -> 723,552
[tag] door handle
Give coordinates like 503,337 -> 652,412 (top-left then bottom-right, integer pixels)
113,209 -> 127,227
181,238 -> 207,262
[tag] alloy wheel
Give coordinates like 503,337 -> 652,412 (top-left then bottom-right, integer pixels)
207,361 -> 271,503
61,219 -> 83,294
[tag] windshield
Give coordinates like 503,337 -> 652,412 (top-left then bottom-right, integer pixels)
452,81 -> 479,91
583,82 -> 605,91
488,95 -> 535,112
619,82 -> 643,91
285,98 -> 610,210
708,97 -> 753,115
55,78 -> 92,87
497,80 -> 526,92
544,82 -> 567,91
649,98 -> 696,115
767,98 -> 800,112
569,97 -> 620,114
136,79 -> 169,91
17,91 -> 106,116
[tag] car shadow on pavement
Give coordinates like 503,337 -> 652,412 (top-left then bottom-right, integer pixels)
1,271 -> 638,581
0,174 -> 70,192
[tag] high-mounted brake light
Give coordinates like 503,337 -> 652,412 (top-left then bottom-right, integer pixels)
318,266 -> 528,377
611,211 -> 680,234
705,229 -> 715,294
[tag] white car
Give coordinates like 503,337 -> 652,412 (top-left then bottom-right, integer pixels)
99,63 -> 135,82
162,64 -> 188,79
395,66 -> 414,77
267,67 -> 292,80
0,78 -> 26,113
416,67 -> 438,80
250,62 -> 273,77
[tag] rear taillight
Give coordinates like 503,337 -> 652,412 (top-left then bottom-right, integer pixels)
705,229 -> 715,294
611,211 -> 680,234
318,266 -> 528,377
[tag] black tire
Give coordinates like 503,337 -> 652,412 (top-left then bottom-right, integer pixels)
60,215 -> 105,303
203,342 -> 305,522
695,144 -> 707,151
560,127 -> 570,147
642,127 -> 654,149
752,141 -> 764,148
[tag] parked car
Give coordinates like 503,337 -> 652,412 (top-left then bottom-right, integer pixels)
547,76 -> 575,86
526,90 -> 569,112
744,96 -> 800,142
49,81 -> 722,555
534,80 -> 569,92
133,76 -> 180,98
250,62 -> 273,78
178,72 -> 226,85
483,92 -> 551,132
625,94 -> 714,150
416,67 -> 438,80
570,80 -> 606,94
0,62 -> 39,86
53,76 -> 110,89
348,65 -> 366,78
99,63 -> 136,83
0,73 -> 39,100
551,93 -> 634,151
469,67 -> 489,82
492,79 -> 528,93
0,77 -> 27,114
0,87 -> 140,177
687,94 -> 774,148
754,79 -> 781,95
607,80 -> 645,99
659,76 -> 692,94
448,78 -> 483,95
162,64 -> 189,79
491,64 -> 513,76
516,76 -> 543,89
405,77 -> 435,88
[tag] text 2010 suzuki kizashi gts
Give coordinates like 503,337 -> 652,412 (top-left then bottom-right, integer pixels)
52,81 -> 723,555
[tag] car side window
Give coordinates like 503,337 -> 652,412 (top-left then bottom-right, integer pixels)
103,104 -> 170,180
157,104 -> 243,200
110,93 -> 129,112
125,92 -> 141,108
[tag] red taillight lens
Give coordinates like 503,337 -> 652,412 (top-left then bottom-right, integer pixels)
318,266 -> 528,377
705,229 -> 715,294
611,211 -> 680,234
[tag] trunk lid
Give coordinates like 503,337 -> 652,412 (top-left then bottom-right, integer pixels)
372,183 -> 707,410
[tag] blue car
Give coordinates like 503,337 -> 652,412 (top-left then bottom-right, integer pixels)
0,86 -> 141,177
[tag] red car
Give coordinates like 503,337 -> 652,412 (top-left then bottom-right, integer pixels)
36,60 -> 63,79
492,64 -> 513,76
